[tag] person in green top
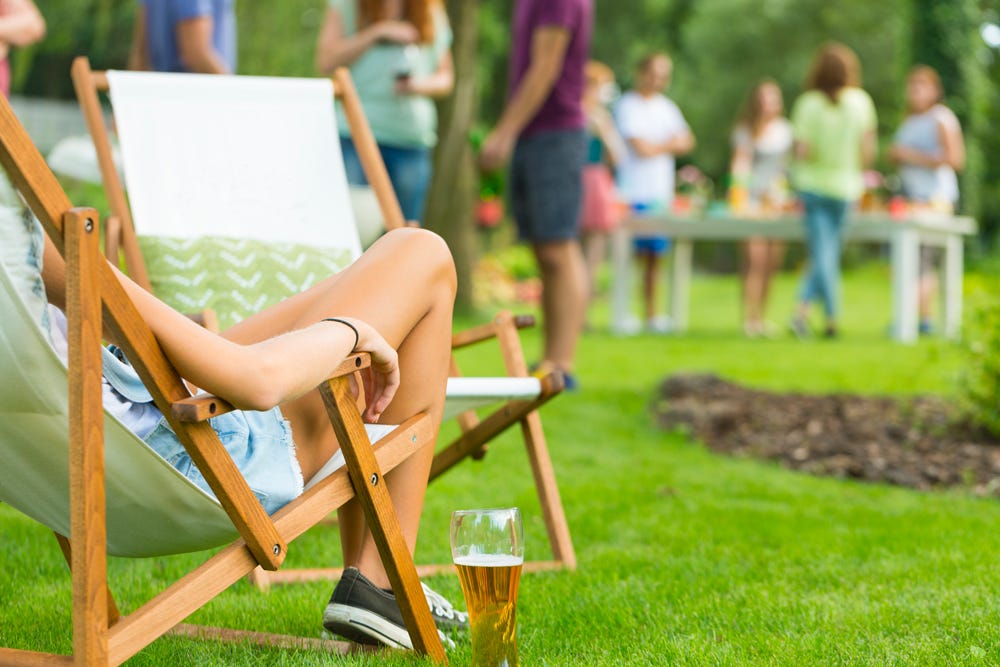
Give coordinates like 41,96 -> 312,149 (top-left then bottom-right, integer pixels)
316,0 -> 454,224
789,42 -> 876,339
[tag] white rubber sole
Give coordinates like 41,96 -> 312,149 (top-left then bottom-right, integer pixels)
323,603 -> 412,649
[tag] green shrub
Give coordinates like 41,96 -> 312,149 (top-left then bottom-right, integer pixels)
960,280 -> 1000,435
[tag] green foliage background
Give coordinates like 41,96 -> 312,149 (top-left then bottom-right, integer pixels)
10,0 -> 1000,239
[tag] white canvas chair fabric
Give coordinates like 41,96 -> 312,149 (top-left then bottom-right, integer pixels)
0,254 -> 236,557
104,71 -> 542,420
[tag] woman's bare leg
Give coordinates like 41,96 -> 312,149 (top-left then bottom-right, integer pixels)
226,228 -> 456,587
760,240 -> 785,321
743,239 -> 767,330
640,251 -> 659,322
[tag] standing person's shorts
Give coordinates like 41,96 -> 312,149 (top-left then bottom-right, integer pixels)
510,129 -> 586,243
629,200 -> 671,255
633,236 -> 671,255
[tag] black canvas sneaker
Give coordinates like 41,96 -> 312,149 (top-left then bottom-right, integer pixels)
323,568 -> 463,649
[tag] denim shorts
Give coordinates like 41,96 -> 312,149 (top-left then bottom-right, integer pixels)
143,406 -> 304,515
510,129 -> 586,243
633,236 -> 671,255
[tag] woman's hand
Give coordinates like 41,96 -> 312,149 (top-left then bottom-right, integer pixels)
349,319 -> 400,423
376,20 -> 419,45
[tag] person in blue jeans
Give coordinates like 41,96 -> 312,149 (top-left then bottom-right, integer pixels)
797,191 -> 850,334
789,43 -> 876,339
315,0 -> 454,224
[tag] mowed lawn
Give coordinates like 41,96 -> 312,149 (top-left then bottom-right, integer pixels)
2,263 -> 999,666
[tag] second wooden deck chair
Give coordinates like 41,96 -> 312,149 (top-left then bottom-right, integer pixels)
71,58 -> 576,578
0,93 -> 447,663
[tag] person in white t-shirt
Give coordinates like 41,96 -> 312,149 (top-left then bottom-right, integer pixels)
615,52 -> 695,333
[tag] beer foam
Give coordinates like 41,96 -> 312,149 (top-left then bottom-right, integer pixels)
454,554 -> 524,567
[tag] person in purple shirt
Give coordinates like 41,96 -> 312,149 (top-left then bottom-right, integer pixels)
129,0 -> 236,74
480,0 -> 592,390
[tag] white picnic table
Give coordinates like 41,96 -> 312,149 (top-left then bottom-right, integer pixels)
610,209 -> 978,343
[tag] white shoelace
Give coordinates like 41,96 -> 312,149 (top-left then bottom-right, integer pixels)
421,582 -> 469,623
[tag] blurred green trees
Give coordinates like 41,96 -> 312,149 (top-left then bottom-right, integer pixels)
10,0 -> 999,273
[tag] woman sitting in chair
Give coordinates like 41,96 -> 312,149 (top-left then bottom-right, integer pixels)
39,224 -> 462,649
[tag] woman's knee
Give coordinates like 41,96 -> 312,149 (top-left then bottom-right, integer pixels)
383,227 -> 457,297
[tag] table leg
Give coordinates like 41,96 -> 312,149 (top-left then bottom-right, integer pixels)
670,239 -> 692,332
890,227 -> 920,343
943,234 -> 963,340
610,225 -> 633,334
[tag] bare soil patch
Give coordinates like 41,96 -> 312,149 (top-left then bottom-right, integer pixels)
654,374 -> 1000,496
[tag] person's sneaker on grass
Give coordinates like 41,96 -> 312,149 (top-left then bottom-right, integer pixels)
421,581 -> 469,631
646,314 -> 674,334
323,567 -> 462,649
788,316 -> 810,340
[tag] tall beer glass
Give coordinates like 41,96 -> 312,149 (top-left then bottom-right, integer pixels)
450,508 -> 524,667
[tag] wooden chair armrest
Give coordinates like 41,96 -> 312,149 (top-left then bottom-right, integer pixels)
172,353 -> 371,423
451,312 -> 535,350
535,369 -> 565,396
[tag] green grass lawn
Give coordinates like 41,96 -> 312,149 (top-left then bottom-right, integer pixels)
3,264 -> 999,665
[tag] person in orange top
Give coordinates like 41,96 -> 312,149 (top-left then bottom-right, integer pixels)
578,60 -> 626,311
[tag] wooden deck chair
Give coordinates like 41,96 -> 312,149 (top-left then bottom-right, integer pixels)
0,94 -> 448,664
70,58 -> 577,579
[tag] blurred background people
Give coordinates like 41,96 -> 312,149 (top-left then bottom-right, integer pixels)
889,65 -> 965,335
615,51 -> 695,334
729,79 -> 792,337
0,0 -> 44,98
316,0 -> 454,224
578,60 -> 625,315
479,0 -> 592,389
789,42 -> 876,340
129,0 -> 236,74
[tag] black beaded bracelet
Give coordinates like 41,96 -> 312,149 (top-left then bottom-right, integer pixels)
321,317 -> 360,351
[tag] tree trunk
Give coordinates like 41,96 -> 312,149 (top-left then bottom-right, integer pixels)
424,0 -> 479,314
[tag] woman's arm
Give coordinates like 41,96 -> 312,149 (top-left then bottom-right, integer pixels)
398,49 -> 453,99
41,237 -> 398,421
860,128 -> 876,169
479,25 -> 571,170
730,146 -> 751,180
0,0 -> 44,61
175,15 -> 230,74
127,5 -> 150,71
627,130 -> 695,160
315,6 -> 417,74
0,0 -> 45,49
591,107 -> 625,168
889,108 -> 964,171
937,109 -> 965,172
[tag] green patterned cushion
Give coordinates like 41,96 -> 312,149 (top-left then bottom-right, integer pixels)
139,237 -> 354,329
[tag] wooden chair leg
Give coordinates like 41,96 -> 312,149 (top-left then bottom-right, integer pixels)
519,411 -> 577,570
319,376 -> 446,664
495,312 -> 577,570
55,533 -> 121,625
66,208 -> 111,666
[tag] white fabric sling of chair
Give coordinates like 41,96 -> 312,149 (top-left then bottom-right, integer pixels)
71,59 -> 576,579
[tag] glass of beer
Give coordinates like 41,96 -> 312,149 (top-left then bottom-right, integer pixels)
450,508 -> 524,667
